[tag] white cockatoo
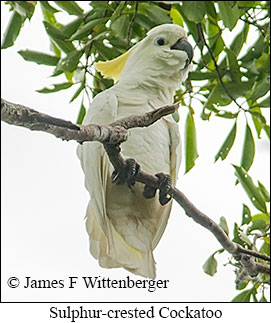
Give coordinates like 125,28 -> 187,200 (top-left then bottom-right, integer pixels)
77,24 -> 193,279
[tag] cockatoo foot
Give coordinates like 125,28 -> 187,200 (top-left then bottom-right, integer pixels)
143,173 -> 172,205
156,173 -> 172,205
111,158 -> 140,188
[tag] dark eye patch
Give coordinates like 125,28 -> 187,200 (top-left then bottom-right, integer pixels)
156,37 -> 165,46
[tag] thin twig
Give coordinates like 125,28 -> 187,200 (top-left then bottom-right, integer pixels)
236,244 -> 270,262
197,23 -> 244,111
240,17 -> 266,37
127,1 -> 138,48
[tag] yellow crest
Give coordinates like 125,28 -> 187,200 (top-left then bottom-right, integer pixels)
94,46 -> 135,82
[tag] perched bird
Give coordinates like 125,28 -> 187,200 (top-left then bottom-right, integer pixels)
77,24 -> 193,279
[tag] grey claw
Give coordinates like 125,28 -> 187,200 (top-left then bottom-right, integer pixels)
155,173 -> 172,205
111,158 -> 140,188
142,172 -> 172,205
143,185 -> 157,199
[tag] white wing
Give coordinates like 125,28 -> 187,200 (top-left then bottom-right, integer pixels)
77,89 -> 181,279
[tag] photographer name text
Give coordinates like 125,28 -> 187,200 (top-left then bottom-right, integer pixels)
14,276 -> 169,292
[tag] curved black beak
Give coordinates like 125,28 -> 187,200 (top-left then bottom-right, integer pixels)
170,38 -> 193,68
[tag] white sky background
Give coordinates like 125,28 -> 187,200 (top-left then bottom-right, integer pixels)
1,1 -> 270,306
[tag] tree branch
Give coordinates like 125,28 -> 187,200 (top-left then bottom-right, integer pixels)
1,97 -> 270,278
1,98 -> 177,145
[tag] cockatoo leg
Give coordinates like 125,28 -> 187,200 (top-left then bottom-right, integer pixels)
111,158 -> 140,188
143,173 -> 172,206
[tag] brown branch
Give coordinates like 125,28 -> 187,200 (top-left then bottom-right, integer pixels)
1,97 -> 270,278
236,245 -> 270,262
1,98 -> 177,145
240,255 -> 270,276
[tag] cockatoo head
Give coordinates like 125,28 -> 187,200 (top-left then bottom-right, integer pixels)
95,24 -> 193,90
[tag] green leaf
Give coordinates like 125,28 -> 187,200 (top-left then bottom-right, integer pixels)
37,82 -> 73,93
247,219 -> 267,232
202,253 -> 218,276
233,223 -> 245,246
237,280 -> 249,291
44,21 -> 77,53
184,111 -> 198,173
64,71 -> 74,82
240,124 -> 255,172
110,1 -> 127,22
172,110 -> 180,123
203,84 -> 231,108
182,1 -> 206,23
1,12 -> 24,49
143,4 -> 171,25
170,8 -> 184,26
61,16 -> 84,38
258,96 -> 270,108
239,232 -> 252,247
237,1 -> 261,7
89,1 -> 113,12
226,48 -> 241,83
230,23 -> 249,56
259,294 -> 268,302
218,2 -> 240,31
250,107 -> 263,138
205,1 -> 217,19
241,37 -> 267,63
232,289 -> 253,302
251,213 -> 270,225
219,216 -> 229,235
215,111 -> 238,119
56,49 -> 83,73
51,39 -> 76,54
215,122 -> 237,162
233,165 -> 267,213
10,1 -> 36,20
189,71 -> 217,80
109,35 -> 131,51
259,241 -> 270,256
250,109 -> 266,127
43,21 -> 69,40
69,17 -> 108,40
40,1 -> 58,25
18,50 -> 60,66
40,1 -> 59,14
54,1 -> 83,16
70,83 -> 85,103
111,15 -> 130,38
221,82 -> 251,100
206,18 -> 225,57
250,76 -> 270,102
200,108 -> 211,121
135,13 -> 156,31
251,291 -> 258,302
93,40 -> 121,61
258,181 -> 270,202
241,204 -> 252,225
264,125 -> 270,140
76,102 -> 86,124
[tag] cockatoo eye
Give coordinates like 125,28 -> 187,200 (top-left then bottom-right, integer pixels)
154,36 -> 166,46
